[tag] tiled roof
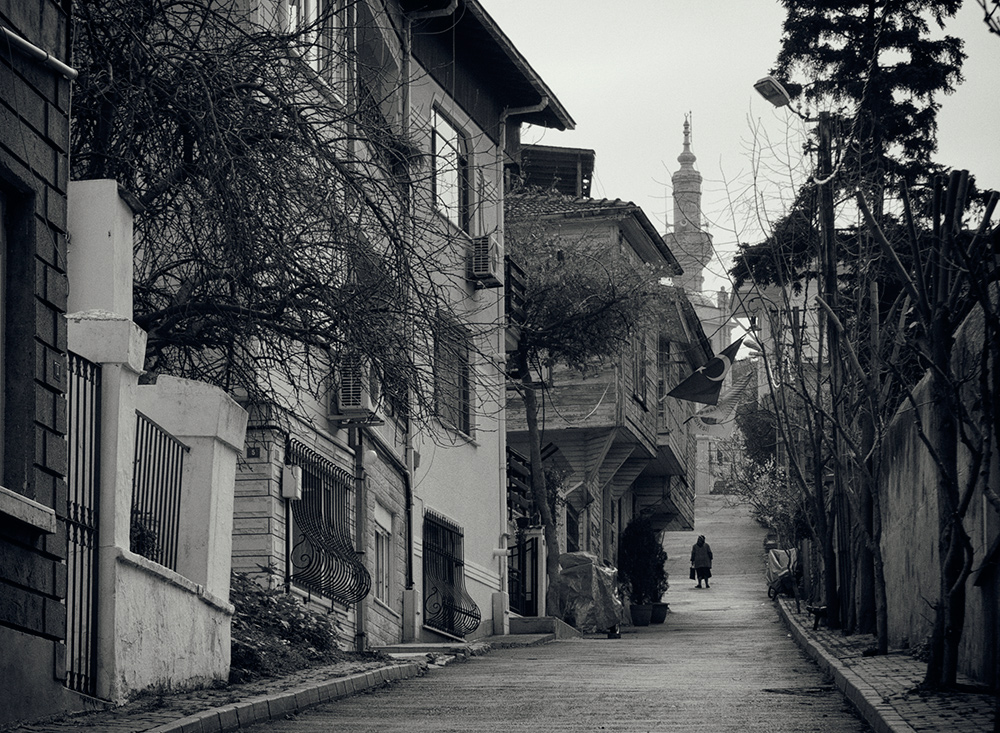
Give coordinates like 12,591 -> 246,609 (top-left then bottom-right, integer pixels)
505,191 -> 640,221
505,191 -> 682,275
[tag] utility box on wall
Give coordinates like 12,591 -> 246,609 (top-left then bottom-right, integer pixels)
282,464 -> 303,500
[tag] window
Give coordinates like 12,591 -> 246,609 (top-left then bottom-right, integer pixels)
433,319 -> 473,435
422,512 -> 480,637
287,440 -> 371,604
657,337 -> 670,426
285,0 -> 344,85
632,332 -> 648,406
566,504 -> 580,553
373,503 -> 392,604
432,109 -> 470,231
317,0 -> 345,85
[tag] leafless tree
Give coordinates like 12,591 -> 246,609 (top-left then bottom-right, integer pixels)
71,0 -> 489,428
505,192 -> 668,615
858,170 -> 999,688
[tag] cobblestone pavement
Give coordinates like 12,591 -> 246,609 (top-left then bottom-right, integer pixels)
5,658 -> 415,733
776,595 -> 995,732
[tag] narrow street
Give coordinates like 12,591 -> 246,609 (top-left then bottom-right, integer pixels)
242,493 -> 869,733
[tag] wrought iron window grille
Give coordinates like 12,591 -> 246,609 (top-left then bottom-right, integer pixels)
286,439 -> 371,605
422,510 -> 481,637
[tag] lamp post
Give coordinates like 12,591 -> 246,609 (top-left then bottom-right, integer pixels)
755,76 -> 846,630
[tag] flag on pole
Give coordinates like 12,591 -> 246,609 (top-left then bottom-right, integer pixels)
667,337 -> 744,406
688,371 -> 754,424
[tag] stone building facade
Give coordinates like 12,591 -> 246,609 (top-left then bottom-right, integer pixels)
0,0 -> 77,723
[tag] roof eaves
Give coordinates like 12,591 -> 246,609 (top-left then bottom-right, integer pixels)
462,0 -> 575,131
631,208 -> 683,276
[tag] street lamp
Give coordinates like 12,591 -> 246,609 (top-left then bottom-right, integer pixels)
753,76 -> 792,110
753,75 -> 836,300
754,72 -> 846,629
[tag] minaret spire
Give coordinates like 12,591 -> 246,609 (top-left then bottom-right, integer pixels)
670,114 -> 713,294
678,113 -> 696,168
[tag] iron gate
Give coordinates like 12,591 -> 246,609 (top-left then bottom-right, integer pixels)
65,353 -> 101,696
508,536 -> 538,616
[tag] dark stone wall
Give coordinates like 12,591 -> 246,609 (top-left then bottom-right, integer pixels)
0,0 -> 73,724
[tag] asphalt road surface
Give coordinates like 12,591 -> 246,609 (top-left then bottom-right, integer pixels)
248,493 -> 870,732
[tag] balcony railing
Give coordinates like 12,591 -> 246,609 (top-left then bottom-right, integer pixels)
506,446 -> 532,521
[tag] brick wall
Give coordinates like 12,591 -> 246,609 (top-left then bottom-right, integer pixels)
0,0 -> 74,724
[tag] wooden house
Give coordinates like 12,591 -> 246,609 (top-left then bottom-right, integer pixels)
505,192 -> 711,577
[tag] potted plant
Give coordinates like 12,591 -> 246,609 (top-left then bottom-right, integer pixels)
618,515 -> 669,626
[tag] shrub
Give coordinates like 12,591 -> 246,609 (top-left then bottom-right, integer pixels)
229,571 -> 343,682
617,516 -> 669,605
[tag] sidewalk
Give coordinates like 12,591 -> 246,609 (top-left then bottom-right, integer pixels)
8,614 -> 997,732
5,634 -> 554,733
775,596 -> 996,732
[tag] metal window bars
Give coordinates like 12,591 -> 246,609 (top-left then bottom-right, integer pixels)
422,511 -> 481,637
286,439 -> 371,605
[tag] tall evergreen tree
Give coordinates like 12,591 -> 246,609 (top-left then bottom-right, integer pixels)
732,0 -> 966,291
772,0 -> 964,192
731,1 -> 968,650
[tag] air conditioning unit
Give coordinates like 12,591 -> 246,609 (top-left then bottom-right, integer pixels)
468,233 -> 502,288
328,355 -> 383,426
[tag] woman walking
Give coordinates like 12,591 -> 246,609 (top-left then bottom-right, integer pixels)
691,534 -> 713,589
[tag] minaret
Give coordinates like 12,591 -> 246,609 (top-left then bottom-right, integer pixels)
670,116 -> 714,294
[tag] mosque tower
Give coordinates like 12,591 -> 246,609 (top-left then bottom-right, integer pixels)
669,116 -> 714,295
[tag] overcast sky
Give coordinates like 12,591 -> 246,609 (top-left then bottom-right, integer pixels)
485,0 -> 1000,292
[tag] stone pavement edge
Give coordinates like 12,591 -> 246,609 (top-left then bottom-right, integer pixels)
4,635 -> 555,733
776,596 -> 996,732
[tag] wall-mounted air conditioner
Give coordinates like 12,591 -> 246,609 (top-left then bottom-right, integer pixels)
468,233 -> 502,288
328,354 -> 383,426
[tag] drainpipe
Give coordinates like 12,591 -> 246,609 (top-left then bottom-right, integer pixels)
350,427 -> 367,652
497,97 -> 550,248
399,0 -> 458,600
495,97 -> 549,588
403,0 -> 459,142
1,25 -> 78,80
403,448 -> 414,589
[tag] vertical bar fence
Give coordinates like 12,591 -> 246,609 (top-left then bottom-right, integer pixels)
131,411 -> 188,571
65,353 -> 101,696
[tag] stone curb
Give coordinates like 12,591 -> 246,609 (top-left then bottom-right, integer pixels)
143,662 -> 423,733
775,602 -> 915,733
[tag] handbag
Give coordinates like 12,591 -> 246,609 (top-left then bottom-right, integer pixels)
689,564 -> 696,580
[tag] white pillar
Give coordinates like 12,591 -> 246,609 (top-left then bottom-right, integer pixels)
66,313 -> 146,702
66,180 -> 135,316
